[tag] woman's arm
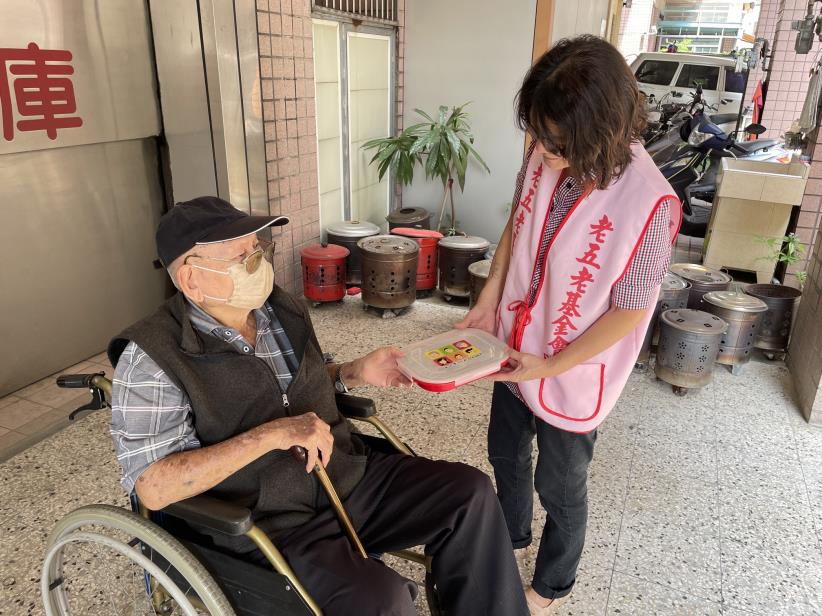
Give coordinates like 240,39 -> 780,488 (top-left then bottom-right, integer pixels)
454,213 -> 513,333
456,143 -> 535,332
487,305 -> 650,382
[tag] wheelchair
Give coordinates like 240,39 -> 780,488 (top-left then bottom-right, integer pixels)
41,372 -> 441,616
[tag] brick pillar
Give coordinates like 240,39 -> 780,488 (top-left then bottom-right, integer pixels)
394,0 -> 406,208
257,0 -> 320,295
787,224 -> 822,425
257,0 -> 406,292
786,41 -> 822,425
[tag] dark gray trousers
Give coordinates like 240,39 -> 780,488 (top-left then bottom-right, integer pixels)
269,450 -> 528,615
487,383 -> 597,600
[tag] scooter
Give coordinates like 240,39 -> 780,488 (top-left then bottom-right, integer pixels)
657,112 -> 786,237
643,84 -> 738,155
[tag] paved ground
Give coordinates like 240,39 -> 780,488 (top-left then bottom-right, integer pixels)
1,295 -> 821,615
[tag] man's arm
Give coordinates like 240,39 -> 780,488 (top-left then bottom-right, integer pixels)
135,412 -> 332,510
111,343 -> 333,512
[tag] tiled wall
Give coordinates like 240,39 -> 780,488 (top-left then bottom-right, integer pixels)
793,124 -> 822,287
787,221 -> 822,425
257,0 -> 321,294
743,0 -> 781,109
256,0 -> 405,293
747,0 -> 822,140
617,0 -> 659,57
743,0 -> 821,288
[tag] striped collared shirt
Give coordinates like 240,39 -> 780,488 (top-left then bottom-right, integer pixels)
110,300 -> 298,493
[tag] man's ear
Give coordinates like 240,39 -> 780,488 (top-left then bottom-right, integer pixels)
177,264 -> 204,302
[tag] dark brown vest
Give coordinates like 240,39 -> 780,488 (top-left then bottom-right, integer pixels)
109,287 -> 367,549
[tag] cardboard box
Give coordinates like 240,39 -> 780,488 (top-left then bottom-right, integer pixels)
703,158 -> 809,283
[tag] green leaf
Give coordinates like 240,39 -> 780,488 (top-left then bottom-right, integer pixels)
414,108 -> 435,123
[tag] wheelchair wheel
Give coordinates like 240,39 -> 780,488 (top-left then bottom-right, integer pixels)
41,504 -> 236,616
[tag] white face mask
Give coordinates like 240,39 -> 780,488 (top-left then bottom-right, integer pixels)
192,260 -> 274,310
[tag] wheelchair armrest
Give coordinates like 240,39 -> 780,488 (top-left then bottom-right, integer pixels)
335,393 -> 376,419
162,494 -> 252,536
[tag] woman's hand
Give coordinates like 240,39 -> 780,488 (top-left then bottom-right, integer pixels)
350,347 -> 412,388
455,301 -> 498,334
485,348 -> 560,382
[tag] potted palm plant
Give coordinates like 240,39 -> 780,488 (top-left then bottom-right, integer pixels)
362,103 -> 490,236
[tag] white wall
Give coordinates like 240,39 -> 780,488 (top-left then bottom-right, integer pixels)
402,0 -> 536,243
552,0 -> 611,42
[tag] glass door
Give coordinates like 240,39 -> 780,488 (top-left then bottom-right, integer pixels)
313,19 -> 395,233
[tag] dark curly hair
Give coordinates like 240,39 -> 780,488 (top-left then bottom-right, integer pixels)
516,35 -> 646,190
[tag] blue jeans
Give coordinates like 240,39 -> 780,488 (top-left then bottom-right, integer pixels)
487,383 -> 597,600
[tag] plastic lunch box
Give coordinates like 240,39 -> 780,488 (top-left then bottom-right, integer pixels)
397,328 -> 510,392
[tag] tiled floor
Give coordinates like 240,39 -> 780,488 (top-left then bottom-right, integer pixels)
1,295 -> 821,615
0,353 -> 112,462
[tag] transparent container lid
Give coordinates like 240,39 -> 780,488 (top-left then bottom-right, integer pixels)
397,328 -> 509,392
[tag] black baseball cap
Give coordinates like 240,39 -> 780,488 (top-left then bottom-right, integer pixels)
155,196 -> 289,267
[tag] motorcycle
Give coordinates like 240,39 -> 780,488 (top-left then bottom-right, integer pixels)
656,111 -> 788,237
642,84 -> 738,154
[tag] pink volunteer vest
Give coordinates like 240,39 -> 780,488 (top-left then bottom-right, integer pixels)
497,142 -> 681,433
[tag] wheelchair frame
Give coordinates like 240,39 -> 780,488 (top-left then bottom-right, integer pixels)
45,373 -> 439,616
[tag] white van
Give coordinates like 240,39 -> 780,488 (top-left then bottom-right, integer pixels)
630,52 -> 746,117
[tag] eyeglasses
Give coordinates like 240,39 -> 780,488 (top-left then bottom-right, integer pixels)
185,239 -> 276,274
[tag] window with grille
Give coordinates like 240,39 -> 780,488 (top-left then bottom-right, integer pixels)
312,0 -> 398,23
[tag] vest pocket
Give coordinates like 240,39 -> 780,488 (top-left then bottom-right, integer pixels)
537,362 -> 605,422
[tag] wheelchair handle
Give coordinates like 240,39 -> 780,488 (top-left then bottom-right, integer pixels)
57,372 -> 105,389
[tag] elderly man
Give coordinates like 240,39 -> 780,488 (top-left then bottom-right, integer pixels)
108,196 -> 527,616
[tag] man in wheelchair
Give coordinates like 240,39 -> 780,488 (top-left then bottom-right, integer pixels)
107,196 -> 528,615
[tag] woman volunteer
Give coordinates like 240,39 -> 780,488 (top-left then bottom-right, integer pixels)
457,36 -> 681,614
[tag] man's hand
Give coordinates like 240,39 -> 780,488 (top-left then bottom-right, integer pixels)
269,413 -> 334,472
484,348 -> 560,383
347,347 -> 412,388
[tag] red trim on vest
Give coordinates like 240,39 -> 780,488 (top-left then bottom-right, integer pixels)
612,194 -> 679,289
508,170 -> 592,351
536,363 -> 605,422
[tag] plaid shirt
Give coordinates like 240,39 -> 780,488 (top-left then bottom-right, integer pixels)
110,300 -> 298,493
527,174 -> 672,310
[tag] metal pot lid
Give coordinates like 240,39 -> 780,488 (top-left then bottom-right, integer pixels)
300,243 -> 350,260
468,259 -> 492,278
325,220 -> 380,238
357,234 -> 419,254
660,308 -> 728,333
669,263 -> 732,284
662,272 -> 690,291
703,290 -> 768,312
386,207 -> 430,223
391,227 -> 443,239
438,235 -> 491,250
